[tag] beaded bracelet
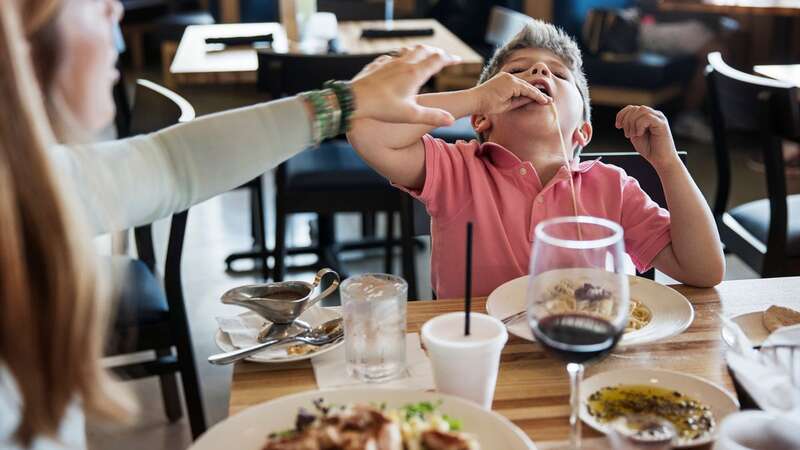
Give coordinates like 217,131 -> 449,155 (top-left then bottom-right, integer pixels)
299,88 -> 341,145
320,89 -> 342,140
324,80 -> 355,135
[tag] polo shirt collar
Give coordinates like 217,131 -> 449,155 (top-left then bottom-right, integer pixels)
475,141 -> 601,173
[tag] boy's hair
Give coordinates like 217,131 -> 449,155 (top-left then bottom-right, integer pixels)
477,20 -> 591,140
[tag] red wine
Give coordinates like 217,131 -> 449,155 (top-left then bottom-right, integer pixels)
532,314 -> 622,364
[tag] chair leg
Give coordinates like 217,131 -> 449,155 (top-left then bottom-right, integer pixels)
252,178 -> 269,280
362,213 -> 376,238
274,199 -> 287,282
170,326 -> 206,439
400,201 -> 419,300
156,348 -> 183,422
384,211 -> 395,274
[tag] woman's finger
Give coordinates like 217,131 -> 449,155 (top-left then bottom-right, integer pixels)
411,49 -> 461,84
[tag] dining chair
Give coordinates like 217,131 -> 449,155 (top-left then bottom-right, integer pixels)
109,77 -> 207,438
401,150 -> 689,296
255,50 -> 418,293
120,0 -> 214,72
706,51 -> 800,277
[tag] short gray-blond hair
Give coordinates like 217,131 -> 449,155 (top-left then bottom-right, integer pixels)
479,20 -> 591,125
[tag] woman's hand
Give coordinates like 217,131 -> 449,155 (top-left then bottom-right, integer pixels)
350,45 -> 462,127
467,72 -> 551,115
615,105 -> 681,171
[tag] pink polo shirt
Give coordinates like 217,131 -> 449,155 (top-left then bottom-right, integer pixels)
399,135 -> 672,299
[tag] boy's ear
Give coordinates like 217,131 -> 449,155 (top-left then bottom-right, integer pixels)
471,114 -> 492,135
572,121 -> 593,148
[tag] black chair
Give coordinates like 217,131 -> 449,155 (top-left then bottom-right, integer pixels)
706,52 -> 800,277
108,78 -> 207,439
256,50 -> 419,297
401,150 -> 689,295
121,0 -> 214,70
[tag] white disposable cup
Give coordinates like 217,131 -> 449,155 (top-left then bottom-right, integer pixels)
421,312 -> 508,409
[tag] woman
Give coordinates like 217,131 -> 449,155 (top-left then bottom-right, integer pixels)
0,0 -> 459,448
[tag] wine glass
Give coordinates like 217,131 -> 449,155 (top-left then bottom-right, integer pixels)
526,216 -> 630,449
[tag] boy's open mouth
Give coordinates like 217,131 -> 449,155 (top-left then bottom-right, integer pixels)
531,80 -> 552,98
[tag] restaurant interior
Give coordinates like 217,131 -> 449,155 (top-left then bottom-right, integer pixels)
8,0 -> 800,449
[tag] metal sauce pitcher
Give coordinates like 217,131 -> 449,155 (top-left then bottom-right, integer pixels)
220,268 -> 340,324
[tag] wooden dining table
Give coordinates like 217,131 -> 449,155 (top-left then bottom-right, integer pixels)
228,277 -> 800,448
169,19 -> 483,86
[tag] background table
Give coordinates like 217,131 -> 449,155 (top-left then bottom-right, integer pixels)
169,19 -> 483,86
228,277 -> 800,448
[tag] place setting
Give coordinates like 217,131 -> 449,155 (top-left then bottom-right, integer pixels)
196,216 -> 800,450
192,216 -> 793,450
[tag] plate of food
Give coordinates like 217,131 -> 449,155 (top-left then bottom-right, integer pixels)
721,305 -> 800,348
486,273 -> 694,346
580,368 -> 739,447
189,388 -> 537,450
215,307 -> 343,363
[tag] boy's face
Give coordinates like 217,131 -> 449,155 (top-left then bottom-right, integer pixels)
474,48 -> 591,153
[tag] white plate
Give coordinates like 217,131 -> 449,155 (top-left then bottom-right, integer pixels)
721,311 -> 770,348
580,368 -> 739,448
214,307 -> 343,363
189,388 -> 537,450
486,274 -> 694,346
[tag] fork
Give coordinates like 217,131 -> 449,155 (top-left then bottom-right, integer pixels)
501,310 -> 527,325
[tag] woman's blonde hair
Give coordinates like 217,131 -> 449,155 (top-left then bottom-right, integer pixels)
0,0 -> 132,445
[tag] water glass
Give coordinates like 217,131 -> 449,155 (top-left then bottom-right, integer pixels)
341,273 -> 407,382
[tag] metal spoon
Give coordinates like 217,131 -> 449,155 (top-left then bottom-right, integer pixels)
208,318 -> 343,365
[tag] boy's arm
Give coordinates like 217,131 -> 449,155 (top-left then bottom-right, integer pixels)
348,72 -> 550,190
616,106 -> 725,287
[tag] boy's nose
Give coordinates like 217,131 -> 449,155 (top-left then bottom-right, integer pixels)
531,62 -> 550,77
531,64 -> 550,77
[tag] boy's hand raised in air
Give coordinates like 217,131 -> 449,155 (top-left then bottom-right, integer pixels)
615,105 -> 681,171
468,72 -> 551,116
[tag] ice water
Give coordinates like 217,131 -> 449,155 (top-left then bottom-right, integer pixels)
341,274 -> 407,382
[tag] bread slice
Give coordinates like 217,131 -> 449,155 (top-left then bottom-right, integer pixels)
763,305 -> 800,333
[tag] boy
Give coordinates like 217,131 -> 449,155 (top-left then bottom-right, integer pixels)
348,21 -> 724,298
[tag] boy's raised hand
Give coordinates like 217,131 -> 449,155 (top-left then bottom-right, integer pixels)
615,105 -> 680,170
468,72 -> 551,115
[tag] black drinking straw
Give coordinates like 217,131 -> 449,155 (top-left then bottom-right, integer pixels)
465,222 -> 473,336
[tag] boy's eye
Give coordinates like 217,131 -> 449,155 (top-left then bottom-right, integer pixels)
554,72 -> 568,80
507,67 -> 526,74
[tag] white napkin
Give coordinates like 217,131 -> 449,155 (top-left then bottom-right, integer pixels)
312,333 -> 435,390
215,313 -> 298,359
215,314 -> 268,348
722,317 -> 800,414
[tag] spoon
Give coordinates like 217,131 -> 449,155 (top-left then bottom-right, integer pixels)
208,318 -> 343,365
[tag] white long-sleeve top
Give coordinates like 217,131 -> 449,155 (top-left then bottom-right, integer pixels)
0,96 -> 312,449
52,96 -> 312,234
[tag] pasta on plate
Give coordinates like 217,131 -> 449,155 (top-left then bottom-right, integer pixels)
541,279 -> 651,333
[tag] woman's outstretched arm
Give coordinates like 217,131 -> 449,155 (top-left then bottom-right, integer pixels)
51,46 -> 460,234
